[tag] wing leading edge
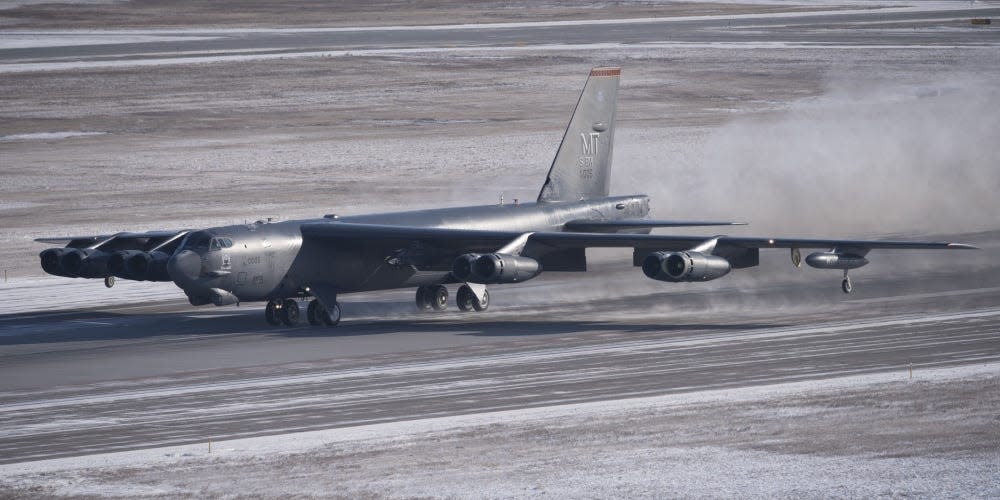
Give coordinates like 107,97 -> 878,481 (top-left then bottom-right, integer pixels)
300,221 -> 975,252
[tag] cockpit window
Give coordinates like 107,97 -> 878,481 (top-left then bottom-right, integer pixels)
208,237 -> 234,251
180,231 -> 213,252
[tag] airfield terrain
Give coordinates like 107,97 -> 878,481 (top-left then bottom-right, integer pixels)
1,0 -> 999,497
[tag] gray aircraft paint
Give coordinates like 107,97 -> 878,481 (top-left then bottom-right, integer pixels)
36,67 -> 975,325
538,67 -> 619,203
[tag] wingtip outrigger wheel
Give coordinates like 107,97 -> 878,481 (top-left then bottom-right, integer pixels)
841,269 -> 853,294
791,248 -> 802,269
104,276 -> 116,288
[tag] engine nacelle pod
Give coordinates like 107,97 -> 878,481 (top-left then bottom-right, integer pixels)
59,248 -> 112,278
473,253 -> 542,284
124,251 -> 173,282
805,252 -> 869,270
39,248 -> 75,277
642,251 -> 732,282
451,253 -> 481,282
109,250 -> 145,279
453,253 -> 542,284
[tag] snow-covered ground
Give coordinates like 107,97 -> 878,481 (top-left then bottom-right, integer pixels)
0,276 -> 181,316
1,362 -> 996,498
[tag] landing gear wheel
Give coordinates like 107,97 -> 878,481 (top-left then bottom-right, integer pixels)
472,289 -> 489,312
842,277 -> 853,294
307,299 -> 324,326
307,299 -> 341,327
281,298 -> 300,326
104,276 -> 116,288
324,302 -> 341,326
415,286 -> 433,311
456,285 -> 475,312
430,285 -> 448,311
265,300 -> 282,326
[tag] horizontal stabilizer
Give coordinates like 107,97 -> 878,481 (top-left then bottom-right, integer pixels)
564,219 -> 747,232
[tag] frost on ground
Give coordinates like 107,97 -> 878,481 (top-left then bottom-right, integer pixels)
1,363 -> 997,498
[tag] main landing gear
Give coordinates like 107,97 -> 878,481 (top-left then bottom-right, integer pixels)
456,284 -> 488,312
265,297 -> 340,327
416,284 -> 488,312
415,285 -> 449,311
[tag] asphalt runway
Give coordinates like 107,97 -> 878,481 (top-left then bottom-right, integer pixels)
3,6 -> 999,66
1,230 -> 997,465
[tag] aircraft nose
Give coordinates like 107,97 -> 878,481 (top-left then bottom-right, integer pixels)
167,250 -> 202,286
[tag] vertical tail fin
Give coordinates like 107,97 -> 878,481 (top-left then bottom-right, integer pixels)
537,67 -> 620,203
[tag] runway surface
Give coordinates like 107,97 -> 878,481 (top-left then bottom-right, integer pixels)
3,5 -> 999,71
1,230 -> 998,465
2,3 -> 999,480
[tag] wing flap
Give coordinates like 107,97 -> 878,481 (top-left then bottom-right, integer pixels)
563,219 -> 746,232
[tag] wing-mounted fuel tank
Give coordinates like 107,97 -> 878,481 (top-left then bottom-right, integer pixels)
642,250 -> 732,282
804,250 -> 870,270
452,253 -> 542,284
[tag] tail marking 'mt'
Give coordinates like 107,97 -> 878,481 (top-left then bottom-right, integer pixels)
537,67 -> 620,203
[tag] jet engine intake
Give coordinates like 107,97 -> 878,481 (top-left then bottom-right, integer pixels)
109,250 -> 144,279
451,253 -> 481,282
805,252 -> 869,270
40,248 -> 74,277
123,250 -> 173,281
453,253 -> 542,284
59,248 -> 111,278
642,251 -> 731,282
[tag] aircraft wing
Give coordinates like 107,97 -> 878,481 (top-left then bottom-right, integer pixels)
35,230 -> 186,249
300,222 -> 974,253
533,233 -> 975,251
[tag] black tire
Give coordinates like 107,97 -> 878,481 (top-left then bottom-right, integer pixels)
472,289 -> 489,312
307,299 -> 323,326
456,285 -> 474,312
104,276 -> 116,288
281,299 -> 300,326
265,300 -> 282,326
415,286 -> 433,311
324,303 -> 341,326
841,278 -> 853,294
430,285 -> 448,311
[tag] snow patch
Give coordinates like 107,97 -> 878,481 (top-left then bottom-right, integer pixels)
0,131 -> 107,141
0,34 -> 217,50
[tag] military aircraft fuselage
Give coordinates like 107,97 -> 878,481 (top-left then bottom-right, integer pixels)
168,195 -> 650,305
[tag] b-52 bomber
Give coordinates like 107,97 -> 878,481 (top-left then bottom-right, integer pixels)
37,67 -> 975,327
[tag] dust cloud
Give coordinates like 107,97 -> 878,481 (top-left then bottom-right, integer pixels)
626,75 -> 1000,238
